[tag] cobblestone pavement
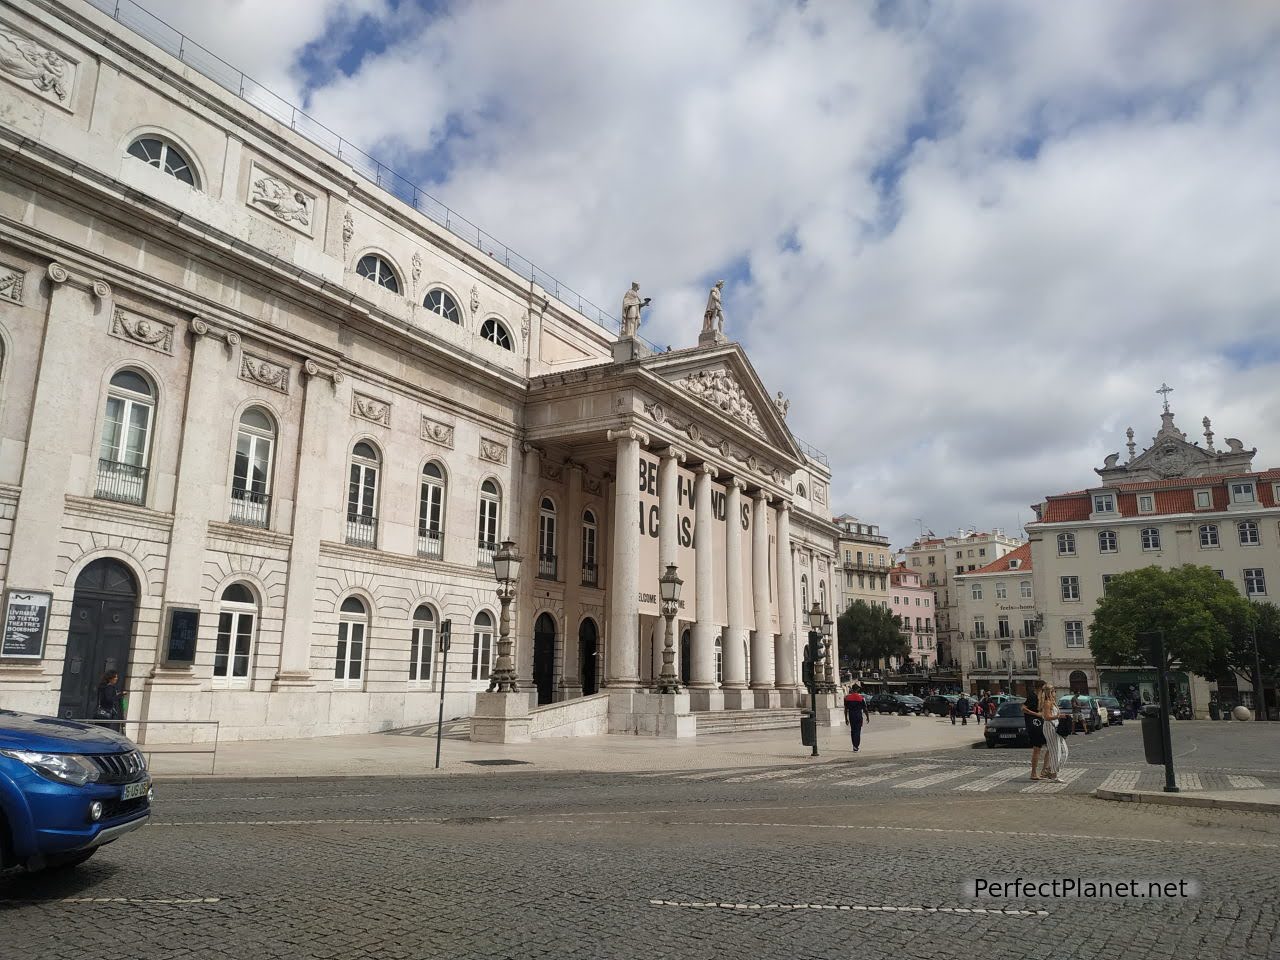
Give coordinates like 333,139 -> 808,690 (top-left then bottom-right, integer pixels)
3,725 -> 1277,960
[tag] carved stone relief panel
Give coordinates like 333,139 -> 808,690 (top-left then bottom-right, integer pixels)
812,482 -> 827,504
352,392 -> 391,427
248,163 -> 314,234
421,415 -> 455,448
239,352 -> 290,394
583,475 -> 603,496
677,369 -> 764,436
540,460 -> 564,482
0,25 -> 76,108
0,262 -> 23,303
479,437 -> 509,465
110,308 -> 174,355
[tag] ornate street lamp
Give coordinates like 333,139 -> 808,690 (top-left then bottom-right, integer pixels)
820,610 -> 837,692
802,602 -> 825,757
656,563 -> 683,694
488,539 -> 522,692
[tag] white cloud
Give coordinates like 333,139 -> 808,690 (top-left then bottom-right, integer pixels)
130,0 -> 1280,547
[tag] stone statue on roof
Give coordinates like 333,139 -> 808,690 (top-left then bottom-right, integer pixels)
702,280 -> 725,335
620,281 -> 650,338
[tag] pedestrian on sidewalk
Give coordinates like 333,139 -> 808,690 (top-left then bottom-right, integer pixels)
1023,679 -> 1047,780
955,693 -> 972,726
1039,682 -> 1068,782
844,684 -> 871,752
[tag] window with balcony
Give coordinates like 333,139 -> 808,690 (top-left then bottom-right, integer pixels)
582,510 -> 598,586
1025,644 -> 1038,667
974,644 -> 989,668
972,618 -> 987,639
230,407 -> 275,527
1022,617 -> 1038,638
999,643 -> 1012,667
1140,527 -> 1161,551
1098,529 -> 1117,553
97,369 -> 155,506
1061,576 -> 1080,601
538,498 -> 558,579
409,605 -> 436,683
334,596 -> 367,687
1199,524 -> 1219,548
418,462 -> 446,559
1239,521 -> 1261,546
997,616 -> 1011,639
477,480 -> 501,567
346,442 -> 380,548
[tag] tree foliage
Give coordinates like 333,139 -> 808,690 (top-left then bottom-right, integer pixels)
1088,565 -> 1257,675
837,600 -> 909,667
1219,601 -> 1280,685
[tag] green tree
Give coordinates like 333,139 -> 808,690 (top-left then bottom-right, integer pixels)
837,600 -> 909,669
1218,600 -> 1280,700
1088,565 -> 1257,675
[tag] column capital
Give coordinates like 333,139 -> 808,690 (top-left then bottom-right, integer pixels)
565,458 -> 585,474
91,278 -> 112,302
46,261 -> 70,284
606,426 -> 650,445
750,488 -> 768,503
695,462 -> 719,479
658,445 -> 687,464
303,357 -> 345,385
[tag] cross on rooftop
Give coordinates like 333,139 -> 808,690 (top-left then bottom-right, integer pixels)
1157,382 -> 1174,413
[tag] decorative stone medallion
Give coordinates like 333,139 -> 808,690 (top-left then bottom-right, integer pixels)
479,437 -> 508,465
110,308 -> 174,354
421,415 -> 455,448
352,392 -> 391,427
239,352 -> 290,394
0,26 -> 75,107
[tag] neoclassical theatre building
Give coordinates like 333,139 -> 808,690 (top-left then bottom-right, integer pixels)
0,0 -> 839,739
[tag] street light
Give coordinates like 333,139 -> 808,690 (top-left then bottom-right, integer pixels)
655,563 -> 683,694
820,611 -> 836,692
488,539 -> 522,692
801,602 -> 825,757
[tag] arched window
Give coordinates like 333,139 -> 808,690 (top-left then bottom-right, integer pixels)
480,318 -> 513,350
126,136 -> 197,186
1140,527 -> 1161,551
230,407 -> 275,527
472,611 -> 493,681
819,580 -> 827,612
800,575 -> 809,616
1199,524 -> 1220,548
1097,530 -> 1117,554
347,442 -> 380,548
477,480 -> 501,566
538,497 -> 557,579
356,254 -> 399,293
97,368 -> 155,505
215,582 -> 256,685
1238,521 -> 1261,546
1057,532 -> 1076,556
335,596 -> 367,686
581,510 -> 598,587
418,461 -> 446,559
423,288 -> 460,323
714,635 -> 723,685
409,604 -> 435,683
796,482 -> 807,498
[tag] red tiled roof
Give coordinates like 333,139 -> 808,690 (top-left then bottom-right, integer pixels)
1037,468 -> 1280,523
963,542 -> 1032,575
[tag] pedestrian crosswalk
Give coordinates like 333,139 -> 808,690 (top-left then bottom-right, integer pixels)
655,760 -> 1278,795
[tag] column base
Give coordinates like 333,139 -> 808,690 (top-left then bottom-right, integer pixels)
753,689 -> 782,710
271,671 -> 316,691
607,690 -> 695,737
687,688 -> 725,712
470,691 -> 531,743
777,687 -> 802,708
721,688 -> 754,711
814,692 -> 842,727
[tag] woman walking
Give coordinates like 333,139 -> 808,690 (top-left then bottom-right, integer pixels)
96,669 -> 125,734
1040,683 -> 1068,782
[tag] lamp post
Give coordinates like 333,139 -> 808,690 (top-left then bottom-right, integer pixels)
820,611 -> 837,693
802,602 -> 825,757
488,539 -> 522,692
656,563 -> 683,694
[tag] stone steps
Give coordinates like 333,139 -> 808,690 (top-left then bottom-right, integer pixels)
693,708 -> 807,736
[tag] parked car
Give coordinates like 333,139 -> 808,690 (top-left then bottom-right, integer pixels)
1,710 -> 151,872
922,695 -> 956,716
869,694 -> 923,716
1096,696 -> 1125,725
1057,695 -> 1104,733
983,698 -> 1029,747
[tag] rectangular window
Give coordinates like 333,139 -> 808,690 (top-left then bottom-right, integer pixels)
928,556 -> 935,565
1102,574 -> 1114,595
1093,493 -> 1115,513
1239,521 -> 1261,546
1020,581 -> 1032,599
1141,527 -> 1161,551
1195,490 -> 1212,509
1025,644 -> 1038,667
1022,618 -> 1038,638
995,582 -> 1007,600
1199,524 -> 1219,548
1232,482 -> 1256,504
1245,568 -> 1266,596
1065,621 -> 1085,647
409,623 -> 435,683
1138,494 -> 1154,513
970,583 -> 982,601
997,616 -> 1010,638
845,572 -> 853,588
974,644 -> 988,668
972,618 -> 986,639
1061,576 -> 1080,602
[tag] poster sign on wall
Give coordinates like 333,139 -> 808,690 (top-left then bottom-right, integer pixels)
163,605 -> 201,666
1,589 -> 52,659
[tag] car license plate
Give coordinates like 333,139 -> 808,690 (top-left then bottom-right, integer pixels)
121,779 -> 150,801
999,732 -> 1016,739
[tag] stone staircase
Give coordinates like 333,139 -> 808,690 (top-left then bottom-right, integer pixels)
692,708 -> 806,736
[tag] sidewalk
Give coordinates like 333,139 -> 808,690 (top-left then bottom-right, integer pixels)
1095,787 -> 1280,813
150,714 -> 981,781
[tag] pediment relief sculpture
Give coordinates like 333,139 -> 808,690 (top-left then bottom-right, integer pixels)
110,308 -> 174,354
677,368 -> 764,436
642,400 -> 782,484
0,27 -> 72,104
250,168 -> 313,229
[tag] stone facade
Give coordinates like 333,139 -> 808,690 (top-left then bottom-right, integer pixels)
0,0 -> 836,740
832,514 -> 893,614
889,565 -> 936,669
952,544 -> 1038,695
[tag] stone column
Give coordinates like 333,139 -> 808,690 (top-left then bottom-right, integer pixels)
688,463 -> 721,709
774,501 -> 799,707
749,490 -> 778,707
606,427 -> 646,689
655,447 -> 683,694
561,461 -> 585,700
516,442 -> 541,694
274,360 -> 345,688
721,478 -> 750,709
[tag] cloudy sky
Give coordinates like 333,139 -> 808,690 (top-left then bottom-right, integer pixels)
137,0 -> 1280,548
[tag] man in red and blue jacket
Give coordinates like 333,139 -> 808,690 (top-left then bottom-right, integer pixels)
843,685 -> 871,752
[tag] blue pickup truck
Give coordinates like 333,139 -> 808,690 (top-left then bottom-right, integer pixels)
1,710 -> 151,871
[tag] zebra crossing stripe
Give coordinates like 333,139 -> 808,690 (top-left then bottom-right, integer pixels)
1098,770 -> 1140,791
893,766 -> 979,790
674,769 -> 762,781
1176,773 -> 1202,790
1022,768 -> 1088,793
1227,775 -> 1265,789
956,766 -> 1027,792
835,763 -> 936,787
725,769 -> 808,784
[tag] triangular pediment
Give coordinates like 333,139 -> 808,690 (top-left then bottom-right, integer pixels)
638,342 -> 803,463
1095,410 -> 1257,482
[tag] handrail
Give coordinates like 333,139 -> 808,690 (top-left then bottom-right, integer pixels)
85,0 -> 667,349
66,719 -> 220,775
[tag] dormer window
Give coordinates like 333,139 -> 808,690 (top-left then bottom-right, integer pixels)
1008,558 -> 1020,570
1138,494 -> 1155,514
1231,482 -> 1256,504
1093,493 -> 1115,514
1195,489 -> 1213,510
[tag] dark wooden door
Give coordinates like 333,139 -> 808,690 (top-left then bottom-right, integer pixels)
533,613 -> 557,706
59,559 -> 138,719
579,619 -> 598,696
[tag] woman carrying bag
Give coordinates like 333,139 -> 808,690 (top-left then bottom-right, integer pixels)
96,669 -> 125,734
1039,682 -> 1069,783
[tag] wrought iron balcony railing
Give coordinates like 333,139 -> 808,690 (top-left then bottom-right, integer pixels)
229,488 -> 270,528
96,459 -> 148,505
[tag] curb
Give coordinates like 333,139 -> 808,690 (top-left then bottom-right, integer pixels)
1094,788 -> 1280,814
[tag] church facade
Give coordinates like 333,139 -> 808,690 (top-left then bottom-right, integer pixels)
0,0 -> 836,739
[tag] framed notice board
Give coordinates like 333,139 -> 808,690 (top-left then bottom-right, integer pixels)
1,589 -> 52,660
163,605 -> 201,666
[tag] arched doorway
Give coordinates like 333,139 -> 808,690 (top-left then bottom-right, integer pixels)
1069,670 -> 1089,694
533,613 -> 557,705
579,618 -> 599,696
679,628 -> 691,686
59,558 -> 138,719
